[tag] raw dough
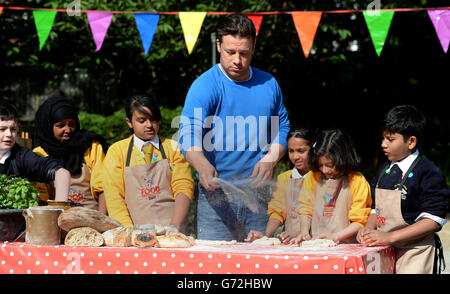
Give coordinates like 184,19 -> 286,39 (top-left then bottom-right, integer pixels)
251,236 -> 281,245
300,239 -> 337,248
195,239 -> 237,246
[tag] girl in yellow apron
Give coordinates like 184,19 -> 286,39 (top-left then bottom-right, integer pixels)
290,129 -> 372,245
245,126 -> 315,243
357,105 -> 448,274
102,94 -> 194,232
33,96 -> 108,213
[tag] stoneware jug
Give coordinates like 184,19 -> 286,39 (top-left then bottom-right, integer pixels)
23,206 -> 63,245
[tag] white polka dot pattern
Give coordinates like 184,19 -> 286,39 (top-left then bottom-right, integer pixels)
0,242 -> 395,274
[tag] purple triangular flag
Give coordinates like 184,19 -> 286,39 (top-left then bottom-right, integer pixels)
427,9 -> 450,53
87,12 -> 113,52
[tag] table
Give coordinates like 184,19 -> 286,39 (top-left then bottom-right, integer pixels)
0,242 -> 394,274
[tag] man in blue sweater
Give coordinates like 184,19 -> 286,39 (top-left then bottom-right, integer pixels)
178,14 -> 290,241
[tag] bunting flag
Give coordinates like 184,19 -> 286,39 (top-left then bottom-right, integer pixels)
32,10 -> 57,51
134,14 -> 160,55
2,5 -> 450,56
246,14 -> 263,38
87,12 -> 114,52
179,12 -> 207,54
292,12 -> 322,58
427,9 -> 450,53
363,10 -> 395,56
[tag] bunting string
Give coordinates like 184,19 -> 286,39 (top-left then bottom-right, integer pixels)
2,6 -> 450,14
1,5 -> 449,56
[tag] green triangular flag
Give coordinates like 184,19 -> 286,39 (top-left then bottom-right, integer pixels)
32,10 -> 57,51
363,11 -> 394,56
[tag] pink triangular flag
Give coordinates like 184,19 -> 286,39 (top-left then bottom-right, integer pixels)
246,14 -> 263,38
427,9 -> 450,53
87,12 -> 113,52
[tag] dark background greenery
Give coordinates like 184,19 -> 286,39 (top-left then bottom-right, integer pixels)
1,1 -> 449,232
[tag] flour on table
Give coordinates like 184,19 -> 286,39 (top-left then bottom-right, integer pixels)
251,236 -> 281,245
195,239 -> 237,246
300,239 -> 337,248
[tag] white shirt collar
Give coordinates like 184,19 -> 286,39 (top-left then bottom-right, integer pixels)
0,151 -> 11,164
133,134 -> 160,156
218,64 -> 253,82
291,167 -> 309,179
389,150 -> 419,174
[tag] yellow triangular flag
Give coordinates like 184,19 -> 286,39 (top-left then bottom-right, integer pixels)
179,12 -> 207,54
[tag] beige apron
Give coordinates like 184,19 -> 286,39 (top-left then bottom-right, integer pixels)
68,164 -> 98,210
284,177 -> 304,237
48,164 -> 98,210
375,157 -> 436,274
311,175 -> 355,243
124,138 -> 176,227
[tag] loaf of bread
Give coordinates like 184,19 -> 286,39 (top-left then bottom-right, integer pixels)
64,227 -> 104,247
58,207 -> 121,233
102,226 -> 132,247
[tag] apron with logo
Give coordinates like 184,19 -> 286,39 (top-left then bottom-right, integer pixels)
124,138 -> 175,226
311,175 -> 355,243
68,164 -> 98,210
48,163 -> 98,210
375,157 -> 443,274
284,177 -> 304,237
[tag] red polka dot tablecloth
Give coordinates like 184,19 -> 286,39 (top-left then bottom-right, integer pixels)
0,242 -> 394,274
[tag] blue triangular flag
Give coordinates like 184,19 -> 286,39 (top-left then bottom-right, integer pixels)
134,14 -> 160,55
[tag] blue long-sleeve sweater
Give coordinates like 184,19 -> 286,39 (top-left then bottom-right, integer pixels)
178,64 -> 290,182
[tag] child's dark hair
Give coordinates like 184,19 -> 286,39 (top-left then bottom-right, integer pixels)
125,94 -> 162,122
0,100 -> 18,121
217,14 -> 256,44
383,105 -> 426,144
308,129 -> 360,174
287,125 -> 316,146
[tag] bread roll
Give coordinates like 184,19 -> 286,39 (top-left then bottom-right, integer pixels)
102,226 -> 132,247
156,233 -> 193,248
58,207 -> 121,233
65,227 -> 104,247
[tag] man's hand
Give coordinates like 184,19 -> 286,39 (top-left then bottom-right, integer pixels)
198,163 -> 220,191
250,160 -> 274,188
185,146 -> 220,191
250,143 -> 285,188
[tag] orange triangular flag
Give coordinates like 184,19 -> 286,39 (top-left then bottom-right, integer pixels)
246,14 -> 263,38
0,7 -> 4,16
292,12 -> 322,58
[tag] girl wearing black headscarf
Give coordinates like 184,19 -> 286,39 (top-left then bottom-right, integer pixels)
33,96 -> 109,213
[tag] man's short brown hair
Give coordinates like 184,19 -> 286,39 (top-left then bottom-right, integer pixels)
217,14 -> 256,44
